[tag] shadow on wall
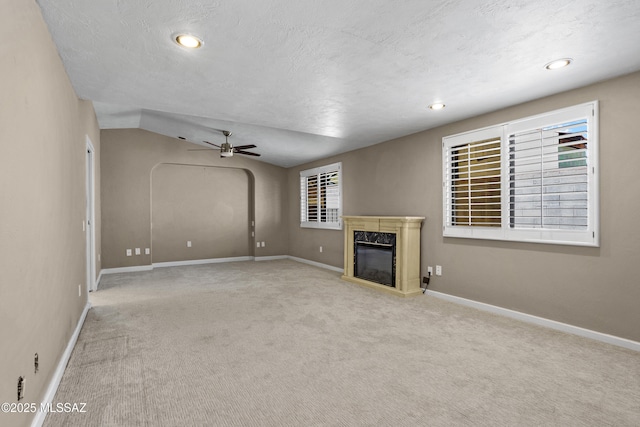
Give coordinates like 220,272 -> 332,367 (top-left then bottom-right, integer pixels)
150,163 -> 255,262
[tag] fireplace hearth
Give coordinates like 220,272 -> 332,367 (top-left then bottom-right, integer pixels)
342,216 -> 424,297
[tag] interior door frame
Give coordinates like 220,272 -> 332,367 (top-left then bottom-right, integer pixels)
85,136 -> 97,292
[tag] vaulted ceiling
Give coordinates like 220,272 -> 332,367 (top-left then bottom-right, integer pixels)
38,0 -> 640,167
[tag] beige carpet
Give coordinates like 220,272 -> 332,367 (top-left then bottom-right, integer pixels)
44,260 -> 640,426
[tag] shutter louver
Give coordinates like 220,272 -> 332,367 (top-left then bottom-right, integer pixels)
307,174 -> 318,223
509,119 -> 589,230
300,176 -> 307,222
447,138 -> 502,227
321,170 -> 340,224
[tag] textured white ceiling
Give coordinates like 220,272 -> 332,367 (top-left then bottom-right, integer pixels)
38,0 -> 640,167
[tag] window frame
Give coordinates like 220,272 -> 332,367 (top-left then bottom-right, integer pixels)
443,101 -> 599,247
300,162 -> 343,230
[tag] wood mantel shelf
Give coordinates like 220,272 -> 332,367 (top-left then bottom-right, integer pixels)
341,216 -> 424,297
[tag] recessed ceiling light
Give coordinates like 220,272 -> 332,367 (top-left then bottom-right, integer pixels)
428,103 -> 446,110
544,58 -> 572,70
175,34 -> 202,49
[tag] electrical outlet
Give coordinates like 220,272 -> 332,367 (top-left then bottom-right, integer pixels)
319,246 -> 323,253
135,248 -> 141,255
78,284 -> 82,297
256,242 -> 260,248
427,266 -> 433,275
436,265 -> 442,276
187,241 -> 192,248
261,241 -> 265,247
126,249 -> 132,256
145,248 -> 150,255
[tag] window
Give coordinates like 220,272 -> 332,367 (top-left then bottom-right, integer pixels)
443,102 -> 599,247
300,162 -> 342,229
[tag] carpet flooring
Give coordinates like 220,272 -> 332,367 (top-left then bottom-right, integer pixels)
44,260 -> 640,426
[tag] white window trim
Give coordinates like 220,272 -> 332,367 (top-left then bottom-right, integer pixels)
300,162 -> 343,230
443,101 -> 599,247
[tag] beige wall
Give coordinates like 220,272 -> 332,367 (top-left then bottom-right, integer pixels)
288,71 -> 640,342
0,1 -> 101,426
100,129 -> 288,268
152,164 -> 251,262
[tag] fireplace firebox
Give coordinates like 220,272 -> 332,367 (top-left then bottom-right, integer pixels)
354,231 -> 396,287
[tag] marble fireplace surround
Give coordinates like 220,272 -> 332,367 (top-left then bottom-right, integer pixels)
342,216 -> 424,297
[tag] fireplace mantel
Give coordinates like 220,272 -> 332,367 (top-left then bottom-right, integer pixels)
342,216 -> 424,297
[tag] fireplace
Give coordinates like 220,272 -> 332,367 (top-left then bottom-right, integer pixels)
342,216 -> 424,297
354,231 -> 396,287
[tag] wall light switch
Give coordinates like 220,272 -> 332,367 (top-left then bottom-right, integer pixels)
126,249 -> 132,256
256,242 -> 260,248
436,265 -> 442,276
261,241 -> 265,247
145,248 -> 150,255
187,241 -> 192,248
135,248 -> 141,255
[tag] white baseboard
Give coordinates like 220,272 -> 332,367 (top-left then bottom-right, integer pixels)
254,255 -> 288,261
153,256 -> 254,268
425,290 -> 640,352
32,302 -> 91,427
101,265 -> 153,275
287,256 -> 344,273
100,256 -> 343,275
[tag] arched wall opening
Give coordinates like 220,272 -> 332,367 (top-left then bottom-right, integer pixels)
150,163 -> 255,263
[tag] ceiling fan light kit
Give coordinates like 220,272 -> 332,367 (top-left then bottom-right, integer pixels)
220,142 -> 234,157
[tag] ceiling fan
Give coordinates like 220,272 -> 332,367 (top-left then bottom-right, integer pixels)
188,130 -> 260,158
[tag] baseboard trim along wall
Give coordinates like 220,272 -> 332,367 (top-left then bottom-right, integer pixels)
100,265 -> 154,275
98,257 -> 637,351
287,256 -> 344,273
100,256 -> 343,276
32,302 -> 91,427
254,255 -> 288,261
425,290 -> 640,352
152,256 -> 254,268
255,255 -> 343,274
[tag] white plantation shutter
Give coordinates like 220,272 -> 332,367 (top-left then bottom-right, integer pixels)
300,162 -> 342,229
443,125 -> 504,241
508,119 -> 589,230
448,137 -> 502,227
443,102 -> 598,247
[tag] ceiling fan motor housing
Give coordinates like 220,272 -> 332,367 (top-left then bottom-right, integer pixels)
220,142 -> 234,157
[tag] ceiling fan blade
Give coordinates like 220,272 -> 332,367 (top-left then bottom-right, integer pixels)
233,144 -> 257,150
187,148 -> 215,151
203,140 -> 221,148
235,150 -> 261,157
